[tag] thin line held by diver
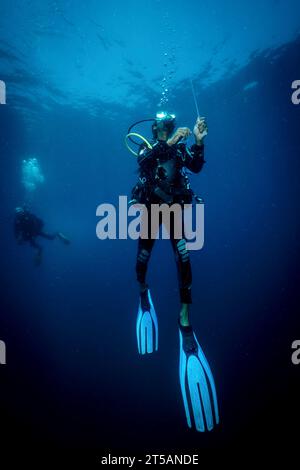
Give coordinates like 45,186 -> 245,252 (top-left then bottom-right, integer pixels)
190,79 -> 200,119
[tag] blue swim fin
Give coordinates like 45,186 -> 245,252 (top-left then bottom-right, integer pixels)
179,325 -> 219,432
136,289 -> 158,355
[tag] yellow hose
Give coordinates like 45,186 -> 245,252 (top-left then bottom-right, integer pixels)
125,132 -> 153,156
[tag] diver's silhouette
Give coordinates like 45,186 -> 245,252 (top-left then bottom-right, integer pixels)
14,206 -> 70,265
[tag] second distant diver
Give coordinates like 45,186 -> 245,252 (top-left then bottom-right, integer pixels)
14,206 -> 70,266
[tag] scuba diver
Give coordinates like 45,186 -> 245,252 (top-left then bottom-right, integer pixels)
14,206 -> 70,266
127,111 -> 219,432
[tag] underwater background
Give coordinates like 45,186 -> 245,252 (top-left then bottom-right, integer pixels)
1,0 -> 300,463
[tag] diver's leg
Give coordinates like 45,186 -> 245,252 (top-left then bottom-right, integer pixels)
39,231 -> 56,240
39,231 -> 70,244
135,207 -> 159,354
30,238 -> 43,265
136,237 -> 155,293
136,205 -> 156,293
175,240 -> 192,326
179,303 -> 190,327
169,213 -> 192,326
57,232 -> 70,244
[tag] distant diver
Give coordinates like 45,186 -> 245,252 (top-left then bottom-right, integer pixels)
127,111 -> 219,432
14,206 -> 70,266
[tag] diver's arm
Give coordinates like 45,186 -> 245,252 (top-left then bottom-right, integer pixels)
183,116 -> 207,173
193,117 -> 208,145
167,127 -> 191,146
183,143 -> 206,173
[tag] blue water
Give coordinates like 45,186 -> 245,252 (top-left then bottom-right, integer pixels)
1,0 -> 300,463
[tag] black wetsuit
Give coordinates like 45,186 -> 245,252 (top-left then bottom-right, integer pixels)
14,210 -> 56,252
132,140 -> 205,304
